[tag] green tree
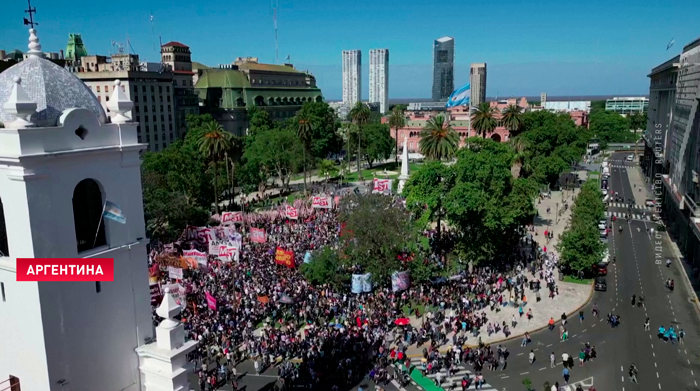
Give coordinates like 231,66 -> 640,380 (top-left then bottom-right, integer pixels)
419,114 -> 459,160
349,122 -> 394,168
317,159 -> 338,182
501,104 -> 524,137
244,128 -> 303,192
557,180 -> 605,276
196,121 -> 233,215
388,106 -> 407,166
349,102 -> 371,178
296,113 -> 314,195
338,194 -> 419,283
589,111 -> 633,143
471,102 -> 498,137
295,101 -> 342,160
300,247 -> 349,290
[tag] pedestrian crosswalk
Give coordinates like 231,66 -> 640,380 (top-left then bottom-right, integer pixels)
408,357 -> 497,390
607,202 -> 656,210
608,164 -> 629,169
605,211 -> 656,221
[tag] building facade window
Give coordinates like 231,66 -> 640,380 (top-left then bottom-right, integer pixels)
0,198 -> 8,257
96,86 -> 100,93
72,179 -> 106,253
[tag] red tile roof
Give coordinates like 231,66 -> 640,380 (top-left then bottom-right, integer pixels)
161,41 -> 189,48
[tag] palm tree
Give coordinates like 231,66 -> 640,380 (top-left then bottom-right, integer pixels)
501,104 -> 524,137
349,102 -> 370,179
419,114 -> 459,160
197,121 -> 233,216
471,102 -> 498,138
296,113 -> 314,195
509,138 -> 530,178
388,106 -> 406,167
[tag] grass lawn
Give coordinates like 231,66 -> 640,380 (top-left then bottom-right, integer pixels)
563,275 -> 592,284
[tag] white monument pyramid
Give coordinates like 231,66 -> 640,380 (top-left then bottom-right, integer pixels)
397,136 -> 410,194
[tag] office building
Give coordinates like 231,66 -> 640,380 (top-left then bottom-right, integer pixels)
431,36 -> 454,101
161,41 -> 199,139
342,50 -> 361,107
658,37 -> 700,267
407,101 -> 448,111
470,63 -> 487,106
195,58 -> 323,135
605,97 -> 649,114
641,55 -> 679,181
75,53 -> 177,152
544,101 -> 591,113
369,49 -> 389,113
540,92 -> 547,105
0,27 -> 153,391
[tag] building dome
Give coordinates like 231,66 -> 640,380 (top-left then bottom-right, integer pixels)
0,55 -> 106,127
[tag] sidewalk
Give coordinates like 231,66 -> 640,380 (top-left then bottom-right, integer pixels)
532,188 -> 581,257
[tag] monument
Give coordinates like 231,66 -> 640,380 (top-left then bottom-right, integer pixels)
397,136 -> 410,194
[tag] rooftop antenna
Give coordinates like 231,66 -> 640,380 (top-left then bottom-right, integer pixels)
23,0 -> 38,28
126,35 -> 136,55
149,10 -> 156,56
272,0 -> 279,64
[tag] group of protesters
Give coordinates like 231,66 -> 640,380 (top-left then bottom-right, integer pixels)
147,192 -> 561,391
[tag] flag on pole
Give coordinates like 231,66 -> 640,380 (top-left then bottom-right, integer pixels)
285,54 -> 291,62
446,83 -> 470,108
667,38 -> 675,51
103,201 -> 126,224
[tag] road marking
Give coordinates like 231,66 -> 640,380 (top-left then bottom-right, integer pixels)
501,376 -> 510,379
654,362 -> 657,367
546,344 -> 552,347
520,371 -> 529,375
582,329 -> 587,332
656,372 -> 659,378
539,367 -> 546,371
391,379 -> 407,391
517,352 -> 524,356
592,324 -> 596,328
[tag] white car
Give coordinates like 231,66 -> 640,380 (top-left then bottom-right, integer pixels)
598,222 -> 607,230
626,155 -> 634,161
601,189 -> 608,196
601,249 -> 610,264
645,199 -> 656,207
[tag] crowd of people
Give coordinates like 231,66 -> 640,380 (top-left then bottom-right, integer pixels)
147,193 -> 561,390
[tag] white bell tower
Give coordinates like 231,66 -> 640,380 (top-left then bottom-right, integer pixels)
0,26 -> 153,391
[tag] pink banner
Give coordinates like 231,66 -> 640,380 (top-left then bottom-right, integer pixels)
286,205 -> 298,219
312,196 -> 332,209
221,211 -> 243,225
250,227 -> 267,243
206,291 -> 217,310
373,178 -> 391,193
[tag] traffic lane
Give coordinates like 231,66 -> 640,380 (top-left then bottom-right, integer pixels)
620,219 -> 693,391
187,360 -> 281,391
636,224 -> 700,390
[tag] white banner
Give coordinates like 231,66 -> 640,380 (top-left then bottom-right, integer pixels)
221,211 -> 243,225
373,178 -> 392,194
167,266 -> 183,280
183,249 -> 207,267
312,196 -> 332,209
217,243 -> 239,262
286,205 -> 298,219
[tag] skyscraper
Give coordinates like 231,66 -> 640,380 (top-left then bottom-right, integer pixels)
470,63 -> 487,106
431,37 -> 454,101
369,49 -> 389,113
342,50 -> 361,107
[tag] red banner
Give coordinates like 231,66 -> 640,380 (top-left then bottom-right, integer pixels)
206,291 -> 217,310
221,211 -> 243,225
16,258 -> 114,282
312,196 -> 332,209
275,248 -> 295,268
373,178 -> 391,193
286,205 -> 298,219
250,227 -> 267,243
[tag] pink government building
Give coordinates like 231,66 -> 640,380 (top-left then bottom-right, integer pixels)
383,97 -> 589,153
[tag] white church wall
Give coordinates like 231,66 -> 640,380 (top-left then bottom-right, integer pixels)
0,274 -> 52,391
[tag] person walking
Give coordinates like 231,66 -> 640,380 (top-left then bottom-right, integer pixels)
562,367 -> 570,384
550,352 -> 556,368
679,329 -> 685,344
562,353 -> 570,369
579,349 -> 586,366
528,350 -> 536,365
644,317 -> 650,331
629,363 -> 638,383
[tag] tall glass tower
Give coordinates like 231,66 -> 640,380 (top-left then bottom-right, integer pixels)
431,36 -> 454,101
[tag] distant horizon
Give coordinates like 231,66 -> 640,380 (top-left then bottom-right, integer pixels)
325,95 -> 650,104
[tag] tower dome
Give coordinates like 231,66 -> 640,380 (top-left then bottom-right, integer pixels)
0,29 -> 106,127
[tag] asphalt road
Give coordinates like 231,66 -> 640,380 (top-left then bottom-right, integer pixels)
189,153 -> 700,391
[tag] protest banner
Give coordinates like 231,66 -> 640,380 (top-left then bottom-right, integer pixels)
311,196 -> 332,209
162,283 -> 186,306
168,266 -> 183,280
227,245 -> 240,262
206,291 -> 217,310
183,249 -> 207,267
391,271 -> 410,292
208,240 -> 221,256
250,228 -> 267,243
351,274 -> 363,294
286,205 -> 298,219
149,283 -> 162,304
373,178 -> 392,194
217,244 -> 236,262
275,247 -> 295,268
361,273 -> 373,293
221,211 -> 243,225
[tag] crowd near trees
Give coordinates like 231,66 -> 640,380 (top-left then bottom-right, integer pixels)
143,100 -> 598,279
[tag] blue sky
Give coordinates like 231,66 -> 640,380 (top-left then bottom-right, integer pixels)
2,0 -> 699,99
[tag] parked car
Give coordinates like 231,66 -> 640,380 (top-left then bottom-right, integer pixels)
645,199 -> 656,207
627,155 -> 634,161
600,229 -> 608,239
601,249 -> 610,264
594,277 -> 607,291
